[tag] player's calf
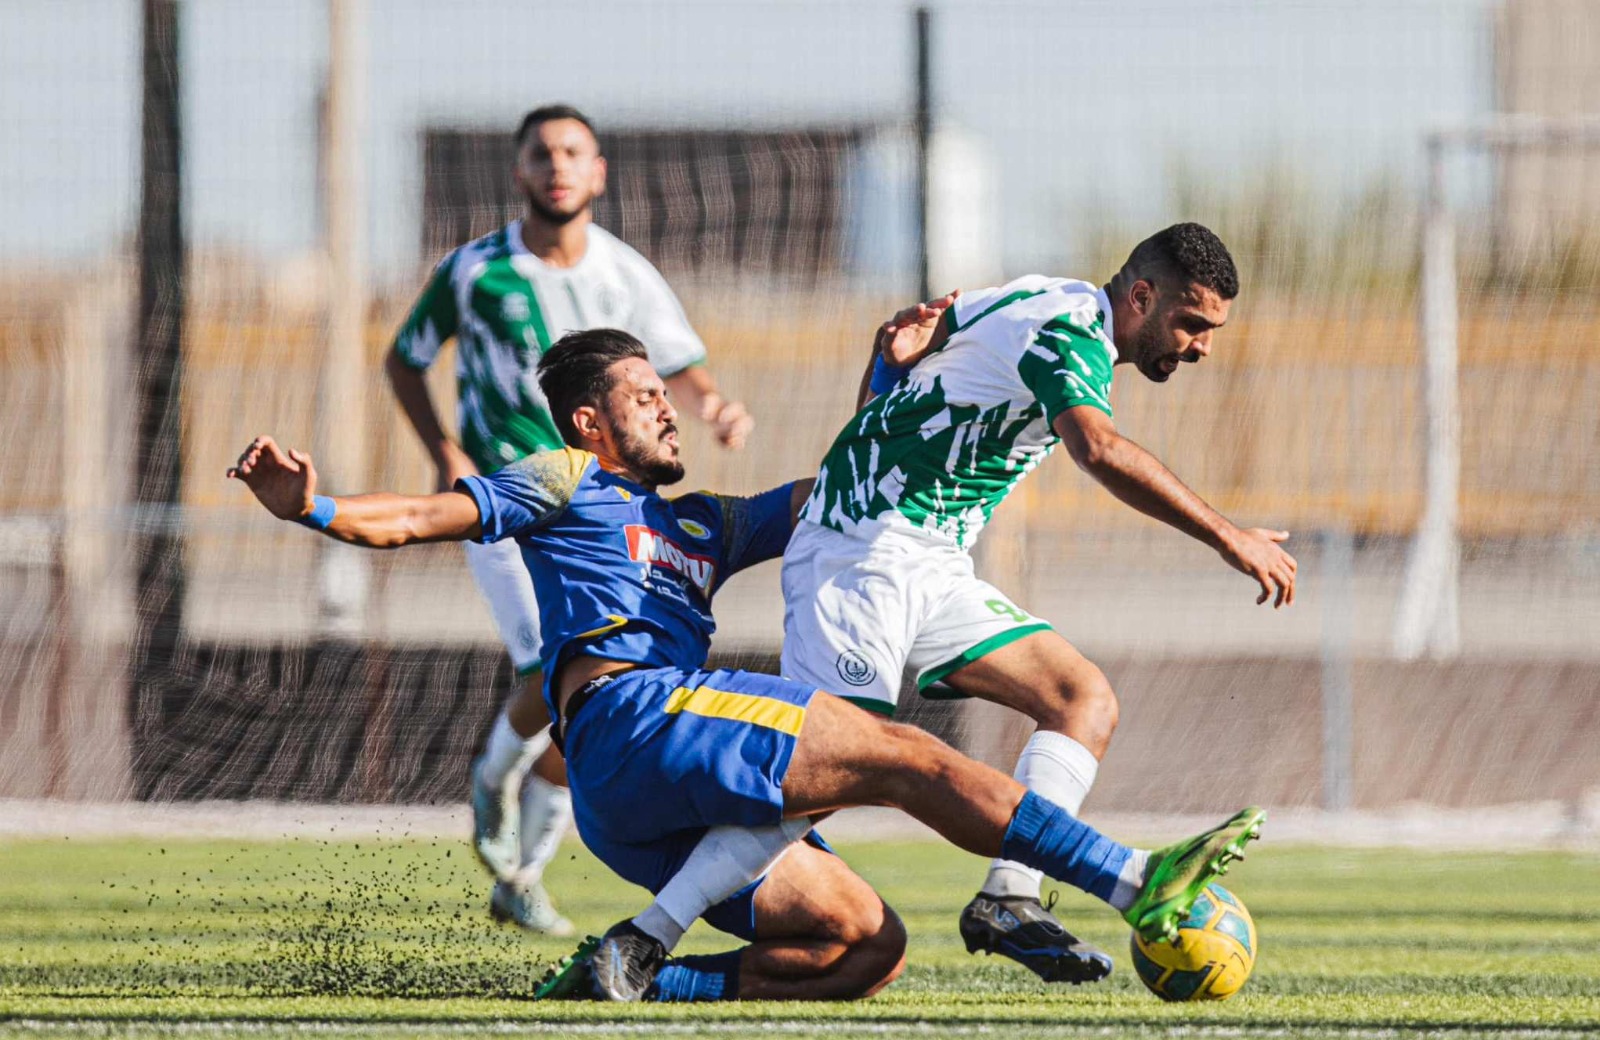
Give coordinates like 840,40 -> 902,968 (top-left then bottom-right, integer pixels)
784,694 -> 1024,855
738,846 -> 907,1001
938,631 -> 1125,980
783,694 -> 1263,944
559,839 -> 906,1003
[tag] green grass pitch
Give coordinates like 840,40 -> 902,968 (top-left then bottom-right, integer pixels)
2,831 -> 1597,1038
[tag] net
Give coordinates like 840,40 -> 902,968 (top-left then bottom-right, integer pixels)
1,0 -> 1596,813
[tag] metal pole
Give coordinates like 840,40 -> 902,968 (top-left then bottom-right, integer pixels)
913,6 -> 931,302
318,0 -> 370,636
132,0 -> 185,797
1320,528 -> 1355,811
1394,140 -> 1460,659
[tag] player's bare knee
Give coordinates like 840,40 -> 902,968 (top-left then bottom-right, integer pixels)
834,904 -> 907,999
816,869 -> 891,944
1073,671 -> 1119,747
1033,668 -> 1117,753
858,906 -> 908,996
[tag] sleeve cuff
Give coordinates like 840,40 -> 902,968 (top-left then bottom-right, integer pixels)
455,475 -> 499,543
656,353 -> 709,379
1047,398 -> 1114,424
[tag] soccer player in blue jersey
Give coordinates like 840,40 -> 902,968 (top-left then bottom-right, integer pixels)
229,328 -> 1263,1002
387,104 -> 753,934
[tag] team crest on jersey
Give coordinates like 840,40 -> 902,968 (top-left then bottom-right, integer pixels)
625,524 -> 716,597
501,293 -> 531,323
676,518 -> 711,539
596,284 -> 620,318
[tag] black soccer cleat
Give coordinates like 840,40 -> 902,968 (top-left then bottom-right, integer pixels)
591,919 -> 670,1002
959,893 -> 1115,984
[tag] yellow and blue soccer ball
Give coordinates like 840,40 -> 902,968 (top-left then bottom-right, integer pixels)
1130,883 -> 1257,1001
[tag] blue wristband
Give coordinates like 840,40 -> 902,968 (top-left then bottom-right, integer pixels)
297,495 -> 337,531
869,355 -> 911,395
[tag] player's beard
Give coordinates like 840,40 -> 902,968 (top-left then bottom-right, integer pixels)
525,191 -> 588,227
1132,319 -> 1177,383
616,425 -> 686,488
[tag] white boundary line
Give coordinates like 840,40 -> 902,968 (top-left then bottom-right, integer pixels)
1,800 -> 1596,851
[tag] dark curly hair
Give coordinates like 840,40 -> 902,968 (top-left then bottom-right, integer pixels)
1124,222 -> 1239,300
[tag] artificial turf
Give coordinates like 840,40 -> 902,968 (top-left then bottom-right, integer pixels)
2,831 -> 1597,1038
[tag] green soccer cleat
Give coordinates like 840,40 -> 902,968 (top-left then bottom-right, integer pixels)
532,935 -> 602,1001
1122,806 -> 1265,945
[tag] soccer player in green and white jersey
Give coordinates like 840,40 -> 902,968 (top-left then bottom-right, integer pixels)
385,104 -> 753,935
592,224 -> 1297,989
785,223 -> 1295,980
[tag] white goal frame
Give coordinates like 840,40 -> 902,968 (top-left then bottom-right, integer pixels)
1393,115 -> 1600,661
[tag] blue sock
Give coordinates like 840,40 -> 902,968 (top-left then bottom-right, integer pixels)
1000,790 -> 1133,903
650,950 -> 742,1002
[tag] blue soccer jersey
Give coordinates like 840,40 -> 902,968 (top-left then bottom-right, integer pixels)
458,447 -> 825,938
455,447 -> 796,685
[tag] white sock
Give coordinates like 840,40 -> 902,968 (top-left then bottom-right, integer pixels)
632,903 -> 687,951
512,773 -> 572,884
1107,849 -> 1151,911
982,731 -> 1100,900
631,819 -> 814,952
477,709 -> 548,792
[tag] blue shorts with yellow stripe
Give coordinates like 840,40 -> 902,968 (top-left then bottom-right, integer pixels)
562,666 -> 821,939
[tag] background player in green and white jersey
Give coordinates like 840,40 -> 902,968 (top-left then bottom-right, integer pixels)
779,223 -> 1298,982
385,104 -> 753,935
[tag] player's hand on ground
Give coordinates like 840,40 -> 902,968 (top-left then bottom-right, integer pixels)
433,440 -> 479,493
226,435 -> 317,522
704,396 -> 754,450
1219,527 -> 1297,608
877,290 -> 959,367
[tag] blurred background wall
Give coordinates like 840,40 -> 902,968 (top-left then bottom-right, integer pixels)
0,0 -> 1595,811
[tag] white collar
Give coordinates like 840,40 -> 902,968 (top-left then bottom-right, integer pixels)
507,219 -> 593,272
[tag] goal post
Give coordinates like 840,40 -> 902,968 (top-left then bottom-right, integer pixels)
1394,116 -> 1600,661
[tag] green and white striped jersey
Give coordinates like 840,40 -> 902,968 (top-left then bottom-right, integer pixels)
803,276 -> 1116,549
392,221 -> 707,473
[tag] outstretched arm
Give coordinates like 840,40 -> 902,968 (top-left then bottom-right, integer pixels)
227,435 -> 481,548
1054,407 -> 1297,607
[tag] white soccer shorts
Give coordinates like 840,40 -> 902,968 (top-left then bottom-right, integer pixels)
780,520 -> 1051,715
463,538 -> 544,675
